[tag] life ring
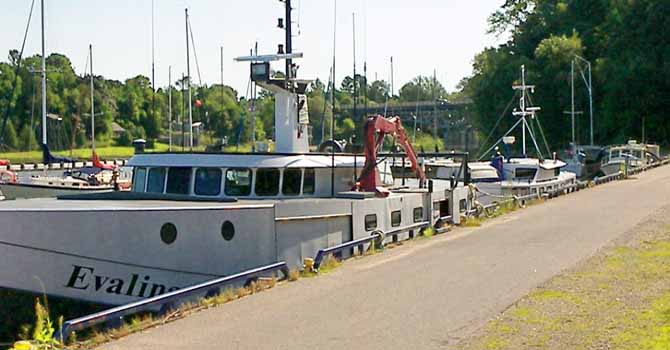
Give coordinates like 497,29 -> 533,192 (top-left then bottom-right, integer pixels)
0,170 -> 17,184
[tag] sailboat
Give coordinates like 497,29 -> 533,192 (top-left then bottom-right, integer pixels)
0,1 -> 474,306
0,27 -> 128,199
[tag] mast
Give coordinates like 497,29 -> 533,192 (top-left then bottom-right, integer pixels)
151,0 -> 155,142
331,0 -> 336,142
252,42 -> 257,152
185,8 -> 193,150
168,65 -> 172,151
511,65 -> 541,158
89,44 -> 95,151
571,59 -> 575,145
285,0 -> 293,82
220,45 -> 224,147
331,0 -> 337,197
390,56 -> 394,97
40,0 -> 47,146
352,12 -> 357,134
432,69 -> 437,142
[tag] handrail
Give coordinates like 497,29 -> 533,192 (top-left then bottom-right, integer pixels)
312,233 -> 383,270
312,222 -> 431,270
593,171 -> 622,185
57,261 -> 288,341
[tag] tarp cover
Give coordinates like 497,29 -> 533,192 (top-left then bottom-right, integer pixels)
42,144 -> 76,164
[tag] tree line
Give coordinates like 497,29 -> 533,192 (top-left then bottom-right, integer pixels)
0,51 -> 451,152
461,0 -> 669,156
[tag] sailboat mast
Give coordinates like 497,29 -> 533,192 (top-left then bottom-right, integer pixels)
90,44 -> 95,151
432,69 -> 437,141
571,59 -> 575,145
252,42 -> 257,152
331,0 -> 336,141
40,0 -> 47,146
151,0 -> 156,141
168,65 -> 172,151
185,8 -> 193,150
352,12 -> 357,132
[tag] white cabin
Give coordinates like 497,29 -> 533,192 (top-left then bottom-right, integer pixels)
127,153 -> 395,199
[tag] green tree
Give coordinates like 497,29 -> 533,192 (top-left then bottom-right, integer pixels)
4,119 -> 18,149
18,125 -> 37,151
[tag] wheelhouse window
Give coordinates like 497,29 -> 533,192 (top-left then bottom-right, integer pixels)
515,168 -> 537,180
303,168 -> 315,195
391,210 -> 402,227
166,167 -> 192,195
364,214 -> 377,231
413,207 -> 424,223
132,167 -> 147,192
255,168 -> 280,196
225,168 -> 252,196
146,168 -> 166,193
195,168 -> 222,196
282,168 -> 302,196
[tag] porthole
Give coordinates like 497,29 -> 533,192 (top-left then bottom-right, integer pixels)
221,221 -> 235,241
160,223 -> 177,245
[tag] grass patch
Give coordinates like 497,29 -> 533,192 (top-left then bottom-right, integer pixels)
461,216 -> 483,227
0,143 -> 171,163
421,227 -> 436,238
458,223 -> 670,350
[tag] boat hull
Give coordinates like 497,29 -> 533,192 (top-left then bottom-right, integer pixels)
0,184 -> 469,305
0,183 -> 112,200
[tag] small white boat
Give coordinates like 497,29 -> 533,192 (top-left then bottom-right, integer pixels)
600,140 -> 661,176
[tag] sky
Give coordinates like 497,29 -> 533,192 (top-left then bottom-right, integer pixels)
0,0 -> 506,97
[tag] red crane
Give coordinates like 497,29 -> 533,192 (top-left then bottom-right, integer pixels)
355,115 -> 426,196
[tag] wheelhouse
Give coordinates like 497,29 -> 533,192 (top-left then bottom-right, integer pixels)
127,153 -> 384,199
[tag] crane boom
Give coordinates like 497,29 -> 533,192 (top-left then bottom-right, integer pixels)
356,115 -> 426,196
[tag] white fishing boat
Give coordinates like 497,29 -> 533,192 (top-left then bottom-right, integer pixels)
476,65 -> 577,198
0,2 -> 472,305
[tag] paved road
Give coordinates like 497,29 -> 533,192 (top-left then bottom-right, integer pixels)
100,166 -> 670,350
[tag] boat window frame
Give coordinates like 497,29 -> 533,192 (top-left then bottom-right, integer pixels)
364,214 -> 377,231
146,167 -> 167,193
194,167 -> 223,196
413,207 -> 424,223
165,167 -> 193,195
302,168 -> 316,195
391,210 -> 402,227
224,167 -> 253,197
132,167 -> 147,192
254,168 -> 280,197
282,168 -> 303,196
515,167 -> 537,180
